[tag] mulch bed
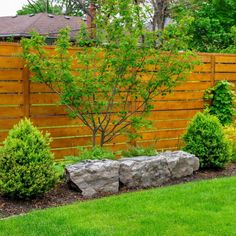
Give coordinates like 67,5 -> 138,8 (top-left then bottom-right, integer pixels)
1,163 -> 236,219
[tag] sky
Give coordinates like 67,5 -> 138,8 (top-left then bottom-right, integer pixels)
0,0 -> 28,16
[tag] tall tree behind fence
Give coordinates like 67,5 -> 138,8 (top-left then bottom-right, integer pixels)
0,43 -> 235,159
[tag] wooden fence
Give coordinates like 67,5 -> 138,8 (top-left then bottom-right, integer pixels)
0,42 -> 235,159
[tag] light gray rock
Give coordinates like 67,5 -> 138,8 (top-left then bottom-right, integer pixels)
65,151 -> 199,196
119,151 -> 199,189
119,156 -> 171,188
163,151 -> 199,178
65,160 -> 120,197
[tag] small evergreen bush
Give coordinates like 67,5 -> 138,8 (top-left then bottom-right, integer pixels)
0,118 -> 57,199
183,112 -> 231,169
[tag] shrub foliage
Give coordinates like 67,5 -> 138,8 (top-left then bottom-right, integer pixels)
183,112 -> 231,169
204,80 -> 235,125
224,122 -> 236,163
0,118 -> 57,199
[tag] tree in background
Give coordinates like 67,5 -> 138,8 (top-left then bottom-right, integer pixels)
22,0 -> 196,148
17,0 -> 63,15
172,0 -> 236,52
17,0 -> 85,16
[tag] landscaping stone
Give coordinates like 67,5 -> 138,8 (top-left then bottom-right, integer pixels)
162,151 -> 200,179
65,160 -> 120,198
119,156 -> 171,188
65,151 -> 199,197
119,151 -> 199,189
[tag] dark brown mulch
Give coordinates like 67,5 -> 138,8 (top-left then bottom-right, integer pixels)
1,163 -> 236,219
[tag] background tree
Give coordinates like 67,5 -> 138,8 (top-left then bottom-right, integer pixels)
17,0 -> 63,15
22,0 -> 196,148
171,0 -> 236,52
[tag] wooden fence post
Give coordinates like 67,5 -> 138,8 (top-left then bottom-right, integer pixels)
22,65 -> 30,118
211,55 -> 216,86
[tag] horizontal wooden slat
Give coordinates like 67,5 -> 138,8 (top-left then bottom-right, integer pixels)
30,83 -> 53,93
41,126 -> 91,137
187,73 -> 212,82
0,94 -> 23,104
137,139 -> 183,150
174,81 -> 212,91
151,119 -> 190,129
31,105 -> 67,116
215,64 -> 236,73
0,70 -> 22,80
52,148 -> 78,159
0,82 -> 22,93
0,57 -> 23,69
152,100 -> 204,110
155,91 -> 204,100
31,116 -> 82,127
0,43 -> 23,56
112,129 -> 185,143
52,136 -> 93,148
194,64 -> 212,72
0,106 -> 23,118
31,93 -> 59,104
0,118 -> 21,129
215,56 -> 236,63
215,73 -> 236,81
149,110 -> 200,120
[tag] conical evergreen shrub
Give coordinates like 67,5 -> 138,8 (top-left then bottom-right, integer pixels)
183,112 -> 231,169
0,118 -> 57,199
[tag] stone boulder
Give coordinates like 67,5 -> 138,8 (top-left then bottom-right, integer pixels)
119,151 -> 199,189
65,160 -> 120,198
65,151 -> 199,197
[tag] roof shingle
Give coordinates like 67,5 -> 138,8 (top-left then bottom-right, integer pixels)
0,13 -> 85,38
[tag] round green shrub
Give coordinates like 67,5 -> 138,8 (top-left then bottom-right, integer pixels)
183,112 -> 231,169
0,118 -> 57,199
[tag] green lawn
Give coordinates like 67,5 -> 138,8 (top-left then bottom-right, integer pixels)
1,177 -> 236,236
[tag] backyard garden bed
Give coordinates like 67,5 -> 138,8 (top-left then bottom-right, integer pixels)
1,162 -> 236,219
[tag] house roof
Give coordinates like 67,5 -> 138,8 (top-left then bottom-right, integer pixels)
0,13 -> 85,38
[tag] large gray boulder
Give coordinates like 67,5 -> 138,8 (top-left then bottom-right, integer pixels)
119,151 -> 199,189
65,160 -> 120,198
65,151 -> 199,197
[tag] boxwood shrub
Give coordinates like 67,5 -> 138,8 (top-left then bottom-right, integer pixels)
0,118 -> 57,199
183,112 -> 231,169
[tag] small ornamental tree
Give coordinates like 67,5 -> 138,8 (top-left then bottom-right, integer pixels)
22,0 -> 196,147
0,119 -> 57,199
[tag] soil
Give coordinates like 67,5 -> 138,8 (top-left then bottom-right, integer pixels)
1,163 -> 236,219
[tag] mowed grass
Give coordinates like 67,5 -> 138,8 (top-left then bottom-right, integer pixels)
1,177 -> 236,236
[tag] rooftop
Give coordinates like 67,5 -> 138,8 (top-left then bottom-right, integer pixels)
0,13 -> 85,38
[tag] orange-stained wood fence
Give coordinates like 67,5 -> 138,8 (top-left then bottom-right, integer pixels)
0,42 -> 235,159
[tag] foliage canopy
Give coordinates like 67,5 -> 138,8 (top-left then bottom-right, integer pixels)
22,0 -> 196,148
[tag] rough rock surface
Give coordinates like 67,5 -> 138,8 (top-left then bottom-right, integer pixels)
162,151 -> 199,178
65,151 -> 199,197
65,160 -> 120,197
119,151 -> 199,189
119,156 -> 171,188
